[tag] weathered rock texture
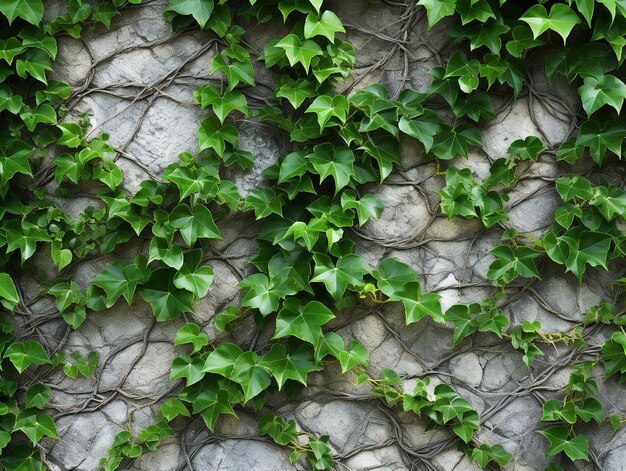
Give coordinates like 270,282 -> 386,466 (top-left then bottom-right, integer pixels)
23,1 -> 626,470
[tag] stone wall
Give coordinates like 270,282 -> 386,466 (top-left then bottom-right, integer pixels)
25,1 -> 626,470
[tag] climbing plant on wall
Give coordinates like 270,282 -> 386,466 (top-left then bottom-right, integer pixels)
0,0 -> 624,469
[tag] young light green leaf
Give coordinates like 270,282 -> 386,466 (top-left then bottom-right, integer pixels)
174,323 -> 209,354
259,343 -> 322,389
273,298 -> 335,349
4,340 -> 50,374
520,4 -> 581,44
303,11 -> 345,43
164,0 -> 214,28
578,74 -> 626,115
275,34 -> 323,73
230,351 -> 271,403
311,253 -> 370,301
170,355 -> 205,386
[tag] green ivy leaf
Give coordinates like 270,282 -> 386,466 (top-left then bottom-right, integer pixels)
0,0 -> 44,25
148,238 -> 184,270
337,339 -> 368,373
210,54 -> 255,91
140,269 -> 195,321
0,84 -> 23,114
0,273 -> 18,306
13,413 -> 58,444
160,398 -> 190,422
15,49 -> 52,84
214,306 -> 242,332
24,384 -> 50,409
166,165 -> 219,200
520,4 -> 581,44
194,84 -> 248,123
306,143 -> 354,193
357,135 -> 399,184
601,331 -> 626,379
508,136 -> 545,161
231,351 -> 271,403
4,340 -> 50,373
544,227 -> 611,281
575,119 -> 626,164
169,203 -> 221,246
275,77 -> 316,109
487,245 -> 541,285
578,74 -> 626,115
92,257 -> 150,307
259,412 -> 297,445
202,342 -> 243,377
164,0 -> 214,28
239,273 -> 285,316
173,249 -> 214,298
305,95 -> 349,131
57,122 -> 84,148
311,253 -> 370,301
197,389 -> 237,431
431,123 -> 482,160
445,304 -> 478,347
20,103 -> 56,131
506,25 -> 545,57
340,191 -> 383,226
198,116 -> 238,157
174,323 -> 209,354
373,258 -> 417,298
303,11 -> 345,43
470,444 -> 512,468
170,355 -> 205,386
245,188 -> 283,219
273,299 -> 335,349
418,0 -> 456,28
259,343 -> 321,389
275,34 -> 323,73
538,426 -> 589,461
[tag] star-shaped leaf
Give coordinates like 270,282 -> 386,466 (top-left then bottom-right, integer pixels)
273,298 -> 335,348
170,355 -> 205,387
340,191 -> 383,226
311,253 -> 370,301
239,273 -> 286,316
578,74 -> 626,115
230,351 -> 271,403
418,0 -> 456,28
164,0 -> 214,29
4,340 -> 50,373
169,203 -> 221,246
538,426 -> 589,461
601,331 -> 626,379
306,143 -> 355,193
173,249 -> 214,298
174,323 -> 209,354
305,95 -> 349,131
13,412 -> 58,444
259,343 -> 322,389
275,34 -> 323,73
198,116 -> 238,157
520,4 -> 581,44
202,342 -> 243,377
140,269 -> 195,321
0,0 -> 44,25
303,11 -> 345,43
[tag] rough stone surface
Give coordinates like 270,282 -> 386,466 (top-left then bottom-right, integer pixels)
17,1 -> 624,471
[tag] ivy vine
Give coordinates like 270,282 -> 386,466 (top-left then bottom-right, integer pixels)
0,0 -> 624,470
